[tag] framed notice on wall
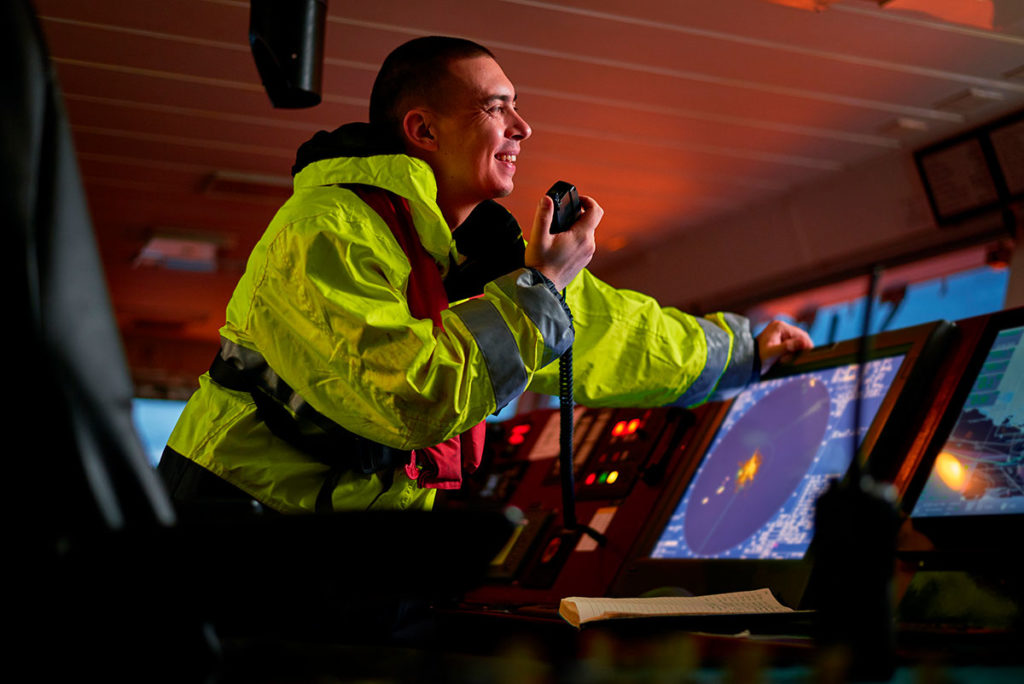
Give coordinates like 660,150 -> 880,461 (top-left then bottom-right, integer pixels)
988,113 -> 1024,199
915,109 -> 1023,226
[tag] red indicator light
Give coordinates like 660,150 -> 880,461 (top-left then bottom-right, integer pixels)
612,421 -> 626,437
627,418 -> 640,434
585,473 -> 596,486
513,424 -> 531,435
541,537 -> 561,564
509,433 -> 525,445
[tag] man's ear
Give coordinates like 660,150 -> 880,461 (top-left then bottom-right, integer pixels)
402,109 -> 437,152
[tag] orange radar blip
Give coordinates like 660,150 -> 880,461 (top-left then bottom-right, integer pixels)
735,449 -> 763,490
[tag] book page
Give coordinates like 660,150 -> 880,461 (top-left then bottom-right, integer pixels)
559,588 -> 793,627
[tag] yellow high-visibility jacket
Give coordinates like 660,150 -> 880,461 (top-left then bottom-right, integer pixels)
167,141 -> 756,514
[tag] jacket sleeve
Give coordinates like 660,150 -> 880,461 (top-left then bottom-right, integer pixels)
225,204 -> 571,451
526,269 -> 757,408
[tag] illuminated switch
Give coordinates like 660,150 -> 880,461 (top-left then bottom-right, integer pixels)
507,422 -> 531,446
585,472 -> 597,486
607,470 -> 619,484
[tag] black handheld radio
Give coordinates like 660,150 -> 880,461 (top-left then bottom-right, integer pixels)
546,181 -> 582,233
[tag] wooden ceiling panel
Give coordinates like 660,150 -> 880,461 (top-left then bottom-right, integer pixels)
41,21 -> 256,87
29,0 -> 1024,387
84,184 -> 279,250
36,0 -> 246,43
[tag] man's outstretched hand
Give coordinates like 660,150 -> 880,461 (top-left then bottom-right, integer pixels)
757,320 -> 814,373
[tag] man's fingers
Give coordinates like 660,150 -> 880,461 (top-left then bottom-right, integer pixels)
789,326 -> 814,350
531,195 -> 555,243
577,196 -> 603,233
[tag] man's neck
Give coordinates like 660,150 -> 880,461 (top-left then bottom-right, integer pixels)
403,147 -> 474,230
437,193 -> 474,230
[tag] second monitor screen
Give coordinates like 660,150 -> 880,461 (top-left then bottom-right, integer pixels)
911,324 -> 1024,519
651,355 -> 905,560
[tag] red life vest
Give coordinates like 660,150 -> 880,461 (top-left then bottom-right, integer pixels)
348,186 -> 486,490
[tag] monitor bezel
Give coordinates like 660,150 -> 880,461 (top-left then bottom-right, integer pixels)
899,307 -> 1024,557
610,320 -> 953,608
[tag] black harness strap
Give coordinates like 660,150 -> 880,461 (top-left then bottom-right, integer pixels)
208,353 -> 412,513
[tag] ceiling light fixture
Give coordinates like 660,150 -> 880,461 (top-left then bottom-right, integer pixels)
203,170 -> 293,202
935,88 -> 1006,115
134,233 -> 220,272
877,117 -> 930,142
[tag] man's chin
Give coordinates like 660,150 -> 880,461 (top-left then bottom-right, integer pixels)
489,181 -> 514,199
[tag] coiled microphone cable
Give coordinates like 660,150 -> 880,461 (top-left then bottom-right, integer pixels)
557,290 -> 606,545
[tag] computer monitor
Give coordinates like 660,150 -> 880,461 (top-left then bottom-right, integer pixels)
902,308 -> 1024,555
611,321 -> 952,607
650,354 -> 905,561
132,397 -> 188,467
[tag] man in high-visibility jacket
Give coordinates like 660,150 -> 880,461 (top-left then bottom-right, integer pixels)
158,36 -> 812,516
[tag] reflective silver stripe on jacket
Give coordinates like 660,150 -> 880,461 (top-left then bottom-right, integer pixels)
674,313 -> 756,407
218,337 -> 333,427
450,298 -> 529,410
451,268 -> 573,410
491,268 -> 574,366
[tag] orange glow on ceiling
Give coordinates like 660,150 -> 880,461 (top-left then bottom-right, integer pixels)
882,1 -> 994,31
763,1 -> 996,31
761,0 -> 838,11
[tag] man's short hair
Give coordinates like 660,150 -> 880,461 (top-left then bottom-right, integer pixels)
369,36 -> 494,142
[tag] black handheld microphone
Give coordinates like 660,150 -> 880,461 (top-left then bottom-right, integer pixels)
545,180 -> 604,546
546,181 -> 582,234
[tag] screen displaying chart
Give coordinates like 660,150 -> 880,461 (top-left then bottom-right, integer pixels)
912,325 -> 1024,518
651,355 -> 905,560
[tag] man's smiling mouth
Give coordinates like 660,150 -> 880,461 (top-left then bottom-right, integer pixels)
495,154 -> 517,163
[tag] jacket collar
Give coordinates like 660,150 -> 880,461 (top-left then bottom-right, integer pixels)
291,124 -> 452,263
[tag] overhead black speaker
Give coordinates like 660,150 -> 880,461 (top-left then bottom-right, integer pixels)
249,0 -> 326,108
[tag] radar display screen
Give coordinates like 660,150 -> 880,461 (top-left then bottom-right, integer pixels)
650,355 -> 905,560
911,325 -> 1024,518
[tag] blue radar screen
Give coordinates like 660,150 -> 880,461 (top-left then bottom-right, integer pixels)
651,356 -> 904,560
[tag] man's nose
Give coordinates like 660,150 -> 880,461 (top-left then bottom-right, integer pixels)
510,109 -> 531,141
